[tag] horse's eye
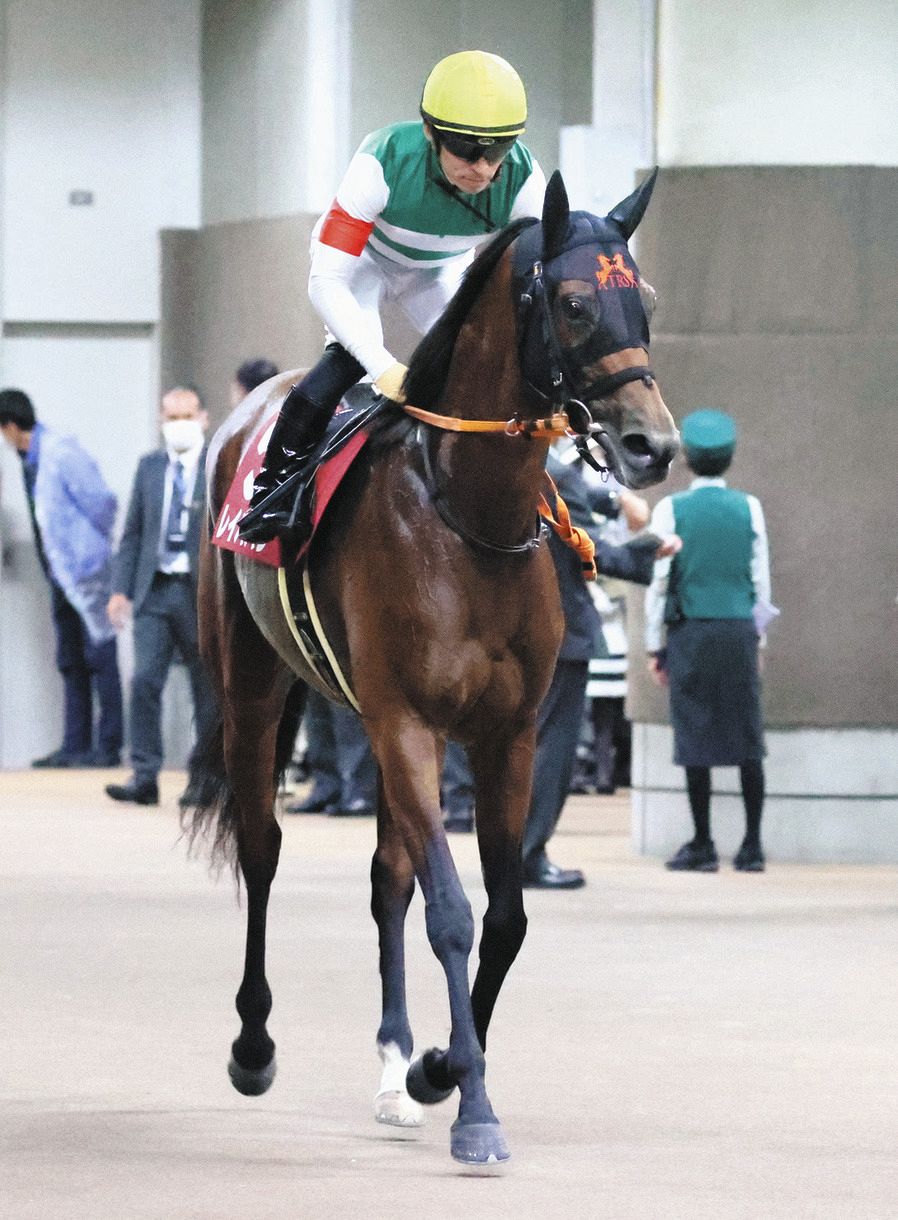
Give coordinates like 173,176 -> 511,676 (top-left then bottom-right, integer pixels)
562,298 -> 585,322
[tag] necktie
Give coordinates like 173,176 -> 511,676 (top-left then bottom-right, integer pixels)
165,461 -> 187,553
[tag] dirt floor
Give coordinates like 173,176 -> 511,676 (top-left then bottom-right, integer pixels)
2,768 -> 896,1219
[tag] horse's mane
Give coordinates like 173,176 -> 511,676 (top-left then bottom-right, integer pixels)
368,216 -> 538,449
404,216 -> 537,408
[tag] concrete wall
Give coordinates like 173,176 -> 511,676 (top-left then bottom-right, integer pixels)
657,0 -> 898,166
200,0 -> 592,225
160,215 -> 322,425
0,0 -> 202,767
624,3 -> 898,863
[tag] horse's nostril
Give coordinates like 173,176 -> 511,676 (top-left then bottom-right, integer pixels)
622,433 -> 654,462
622,434 -> 679,468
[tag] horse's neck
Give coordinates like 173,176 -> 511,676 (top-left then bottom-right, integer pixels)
434,257 -> 550,547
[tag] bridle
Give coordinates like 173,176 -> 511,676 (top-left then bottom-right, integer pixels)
514,253 -> 656,467
399,230 -> 654,561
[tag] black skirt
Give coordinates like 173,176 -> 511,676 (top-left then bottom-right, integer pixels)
666,618 -> 765,767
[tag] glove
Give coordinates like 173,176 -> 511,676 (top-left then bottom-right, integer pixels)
373,361 -> 408,403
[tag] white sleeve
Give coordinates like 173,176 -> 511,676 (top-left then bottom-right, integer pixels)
332,151 -> 390,223
307,152 -> 394,380
308,244 -> 394,380
509,159 -> 547,221
747,495 -> 771,605
644,496 -> 676,652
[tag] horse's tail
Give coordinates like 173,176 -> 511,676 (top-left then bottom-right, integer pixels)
180,679 -> 308,876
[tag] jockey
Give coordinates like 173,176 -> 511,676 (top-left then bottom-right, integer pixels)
239,50 -> 547,543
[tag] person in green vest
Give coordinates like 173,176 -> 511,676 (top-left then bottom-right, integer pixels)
239,49 -> 546,543
644,409 -> 772,873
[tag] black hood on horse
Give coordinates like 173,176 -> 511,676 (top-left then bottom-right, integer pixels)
511,169 -> 659,407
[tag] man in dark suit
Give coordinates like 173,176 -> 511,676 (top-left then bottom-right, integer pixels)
521,445 -> 679,889
105,386 -> 215,805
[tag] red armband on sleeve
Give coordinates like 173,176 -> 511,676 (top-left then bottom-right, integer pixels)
318,200 -> 375,256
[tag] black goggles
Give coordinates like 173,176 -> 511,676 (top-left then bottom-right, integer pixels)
439,132 -> 517,164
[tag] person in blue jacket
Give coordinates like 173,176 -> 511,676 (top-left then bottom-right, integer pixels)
0,388 -> 123,766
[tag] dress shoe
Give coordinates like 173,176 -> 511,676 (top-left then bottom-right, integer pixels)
733,839 -> 765,872
443,807 -> 475,833
105,779 -> 160,806
521,856 -> 586,890
32,748 -> 87,768
328,798 -> 375,817
285,790 -> 339,814
665,838 -> 719,872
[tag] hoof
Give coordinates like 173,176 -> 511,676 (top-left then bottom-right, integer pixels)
406,1049 -> 456,1105
374,1089 -> 424,1128
450,1119 -> 510,1165
228,1054 -> 277,1096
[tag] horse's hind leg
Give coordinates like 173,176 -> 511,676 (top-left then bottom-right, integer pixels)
224,692 -> 288,1096
370,773 -> 423,1128
204,558 -> 292,1096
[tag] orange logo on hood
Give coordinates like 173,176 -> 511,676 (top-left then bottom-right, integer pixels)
596,253 -> 638,289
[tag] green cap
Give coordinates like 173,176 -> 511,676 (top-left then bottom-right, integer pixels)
681,409 -> 737,457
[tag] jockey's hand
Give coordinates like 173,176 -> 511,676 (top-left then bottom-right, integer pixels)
107,593 -> 132,631
374,361 -> 408,403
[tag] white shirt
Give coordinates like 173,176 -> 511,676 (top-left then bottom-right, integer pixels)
644,477 -> 771,652
157,440 -> 203,575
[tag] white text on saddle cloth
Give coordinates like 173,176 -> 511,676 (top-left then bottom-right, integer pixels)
212,416 -> 282,567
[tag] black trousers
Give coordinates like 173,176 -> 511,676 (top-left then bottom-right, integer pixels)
301,687 -> 377,808
130,573 -> 215,783
522,658 -> 589,866
50,581 -> 123,756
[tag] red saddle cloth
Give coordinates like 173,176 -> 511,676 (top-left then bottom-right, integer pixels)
212,409 -> 370,568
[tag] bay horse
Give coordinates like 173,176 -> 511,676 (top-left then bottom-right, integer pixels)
187,171 -> 678,1165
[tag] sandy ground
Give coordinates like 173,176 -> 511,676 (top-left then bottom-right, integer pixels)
2,768 -> 896,1219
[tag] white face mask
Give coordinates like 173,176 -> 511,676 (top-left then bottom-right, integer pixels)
162,418 -> 204,454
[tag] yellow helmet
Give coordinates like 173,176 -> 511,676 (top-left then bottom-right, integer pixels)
420,51 -> 527,139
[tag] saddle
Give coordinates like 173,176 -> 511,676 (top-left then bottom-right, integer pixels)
213,385 -> 390,568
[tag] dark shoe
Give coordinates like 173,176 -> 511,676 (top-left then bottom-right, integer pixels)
734,840 -> 766,872
105,779 -> 159,806
285,790 -> 340,814
443,807 -> 475,833
521,856 -> 586,890
32,748 -> 87,768
328,798 -> 375,817
665,839 -> 719,872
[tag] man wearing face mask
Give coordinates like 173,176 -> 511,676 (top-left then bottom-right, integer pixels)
105,386 -> 215,806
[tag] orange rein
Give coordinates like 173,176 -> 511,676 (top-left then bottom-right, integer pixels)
402,403 -> 597,580
403,403 -> 571,438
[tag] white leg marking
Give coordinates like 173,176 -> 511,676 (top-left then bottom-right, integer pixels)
374,1041 -> 424,1127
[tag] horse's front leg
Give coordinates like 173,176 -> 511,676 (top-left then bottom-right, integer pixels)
370,773 -> 423,1128
369,717 -> 509,1165
225,706 -> 283,1096
467,727 -> 534,1046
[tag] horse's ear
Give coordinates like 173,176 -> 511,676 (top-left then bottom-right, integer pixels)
541,170 -> 571,262
607,167 -> 659,240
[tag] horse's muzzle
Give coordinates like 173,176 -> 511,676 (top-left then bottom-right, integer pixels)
613,428 -> 680,488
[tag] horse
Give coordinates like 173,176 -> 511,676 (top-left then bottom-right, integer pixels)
186,170 -> 678,1166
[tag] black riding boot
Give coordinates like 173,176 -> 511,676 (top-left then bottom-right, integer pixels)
239,343 -> 364,543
